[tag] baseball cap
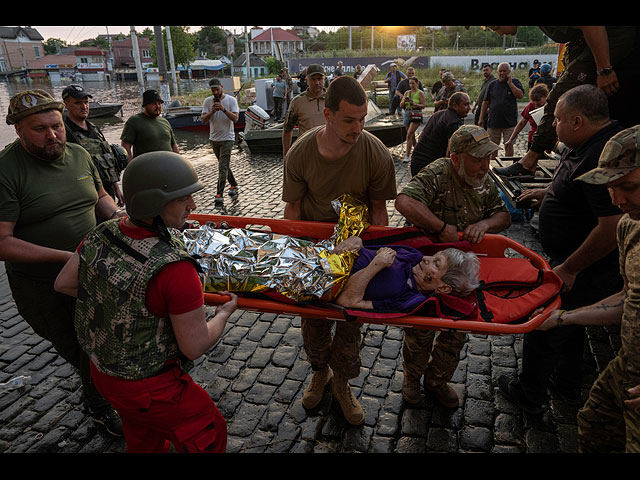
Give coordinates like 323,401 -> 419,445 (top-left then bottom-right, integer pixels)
576,126 -> 640,184
209,78 -> 222,87
442,72 -> 455,82
62,84 -> 93,100
306,64 -> 325,77
449,125 -> 499,158
6,90 -> 65,125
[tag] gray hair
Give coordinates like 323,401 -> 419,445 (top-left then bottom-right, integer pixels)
440,248 -> 480,297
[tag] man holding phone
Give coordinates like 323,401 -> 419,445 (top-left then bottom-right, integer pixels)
201,78 -> 240,206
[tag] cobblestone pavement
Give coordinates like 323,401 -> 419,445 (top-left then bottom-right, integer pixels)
0,119 -> 621,453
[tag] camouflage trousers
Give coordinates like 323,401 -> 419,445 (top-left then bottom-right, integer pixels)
301,317 -> 362,379
402,328 -> 466,388
578,354 -> 640,453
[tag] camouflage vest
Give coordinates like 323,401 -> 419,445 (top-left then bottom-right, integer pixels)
74,219 -> 200,380
64,117 -> 122,184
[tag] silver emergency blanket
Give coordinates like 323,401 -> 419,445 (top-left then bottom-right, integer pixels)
177,194 -> 369,303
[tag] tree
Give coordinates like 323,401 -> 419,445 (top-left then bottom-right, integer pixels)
43,38 -> 66,55
193,26 -> 227,58
150,26 -> 196,68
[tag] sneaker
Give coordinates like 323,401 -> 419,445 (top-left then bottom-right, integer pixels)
497,375 -> 545,415
88,405 -> 124,437
493,162 -> 536,179
228,186 -> 239,197
402,374 -> 422,404
402,156 -> 410,163
302,366 -> 333,410
425,383 -> 459,409
214,194 -> 223,205
332,373 -> 365,426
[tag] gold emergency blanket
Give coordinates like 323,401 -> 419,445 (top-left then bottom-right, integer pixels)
179,194 -> 369,303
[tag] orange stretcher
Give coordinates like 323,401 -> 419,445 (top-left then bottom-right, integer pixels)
189,214 -> 562,336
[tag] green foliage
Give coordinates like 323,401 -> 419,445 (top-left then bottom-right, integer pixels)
150,26 -> 196,68
264,56 -> 283,75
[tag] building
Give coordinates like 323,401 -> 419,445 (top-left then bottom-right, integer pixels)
27,54 -> 77,82
74,47 -> 110,81
233,52 -> 268,81
0,26 -> 44,75
111,36 -> 153,69
250,28 -> 303,61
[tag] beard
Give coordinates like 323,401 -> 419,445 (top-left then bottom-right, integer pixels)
22,137 -> 65,163
457,160 -> 487,188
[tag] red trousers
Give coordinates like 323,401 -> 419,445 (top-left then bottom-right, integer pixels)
90,362 -> 227,453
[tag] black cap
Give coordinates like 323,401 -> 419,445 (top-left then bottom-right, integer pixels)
209,78 -> 222,87
62,84 -> 92,100
142,89 -> 163,105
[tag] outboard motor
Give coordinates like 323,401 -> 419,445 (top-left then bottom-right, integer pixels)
244,104 -> 271,132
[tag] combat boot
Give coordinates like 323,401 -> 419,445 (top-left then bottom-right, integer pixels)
425,382 -> 459,409
302,366 -> 333,409
332,373 -> 365,425
402,373 -> 422,404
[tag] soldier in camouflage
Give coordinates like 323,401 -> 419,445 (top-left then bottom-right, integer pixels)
395,125 -> 511,408
55,151 -> 238,453
62,84 -> 127,210
536,125 -> 640,453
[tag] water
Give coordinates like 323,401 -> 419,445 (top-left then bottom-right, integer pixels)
0,77 -> 216,166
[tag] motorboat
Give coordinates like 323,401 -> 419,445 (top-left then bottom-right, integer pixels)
87,102 -> 123,118
242,101 -> 407,155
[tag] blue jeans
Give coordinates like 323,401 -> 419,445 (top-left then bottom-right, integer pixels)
210,140 -> 237,195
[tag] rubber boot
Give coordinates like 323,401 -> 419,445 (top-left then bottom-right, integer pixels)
302,366 -> 333,409
332,373 -> 365,425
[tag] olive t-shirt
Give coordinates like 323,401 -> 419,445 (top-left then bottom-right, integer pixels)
120,112 -> 177,158
282,126 -> 397,222
0,140 -> 102,277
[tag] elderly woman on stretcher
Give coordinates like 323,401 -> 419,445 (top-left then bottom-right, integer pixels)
332,235 -> 481,311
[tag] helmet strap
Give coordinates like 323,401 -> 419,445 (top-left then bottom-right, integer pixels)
129,215 -> 173,244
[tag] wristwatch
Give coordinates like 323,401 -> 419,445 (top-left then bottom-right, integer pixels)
110,209 -> 124,219
597,66 -> 614,76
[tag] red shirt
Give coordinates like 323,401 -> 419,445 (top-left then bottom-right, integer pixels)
79,220 -> 204,318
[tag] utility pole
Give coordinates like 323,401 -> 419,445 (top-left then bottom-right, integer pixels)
154,26 -> 170,101
130,27 -> 145,92
245,26 -> 251,83
165,26 -> 179,95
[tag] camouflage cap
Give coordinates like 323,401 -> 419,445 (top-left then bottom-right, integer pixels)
576,125 -> 640,184
449,125 -> 499,157
6,90 -> 65,125
442,72 -> 455,82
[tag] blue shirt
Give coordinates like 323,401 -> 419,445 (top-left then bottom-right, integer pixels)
272,80 -> 287,99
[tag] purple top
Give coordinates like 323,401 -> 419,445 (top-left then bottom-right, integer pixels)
351,246 -> 427,312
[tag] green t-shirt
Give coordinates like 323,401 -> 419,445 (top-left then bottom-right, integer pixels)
120,112 -> 177,158
0,140 -> 102,277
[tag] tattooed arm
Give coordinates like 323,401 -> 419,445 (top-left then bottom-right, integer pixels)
537,277 -> 627,331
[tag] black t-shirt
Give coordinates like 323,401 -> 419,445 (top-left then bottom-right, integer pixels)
411,107 -> 464,168
485,78 -> 524,128
539,121 -> 623,262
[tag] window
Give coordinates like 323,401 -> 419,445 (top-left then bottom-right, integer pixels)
34,46 -> 40,58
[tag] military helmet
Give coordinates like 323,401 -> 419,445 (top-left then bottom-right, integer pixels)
122,151 -> 204,219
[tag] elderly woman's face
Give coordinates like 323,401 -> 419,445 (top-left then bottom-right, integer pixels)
412,252 -> 451,294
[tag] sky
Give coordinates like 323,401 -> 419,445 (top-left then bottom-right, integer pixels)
30,26 -> 343,43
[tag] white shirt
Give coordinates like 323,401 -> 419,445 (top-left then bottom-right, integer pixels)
202,94 -> 239,142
